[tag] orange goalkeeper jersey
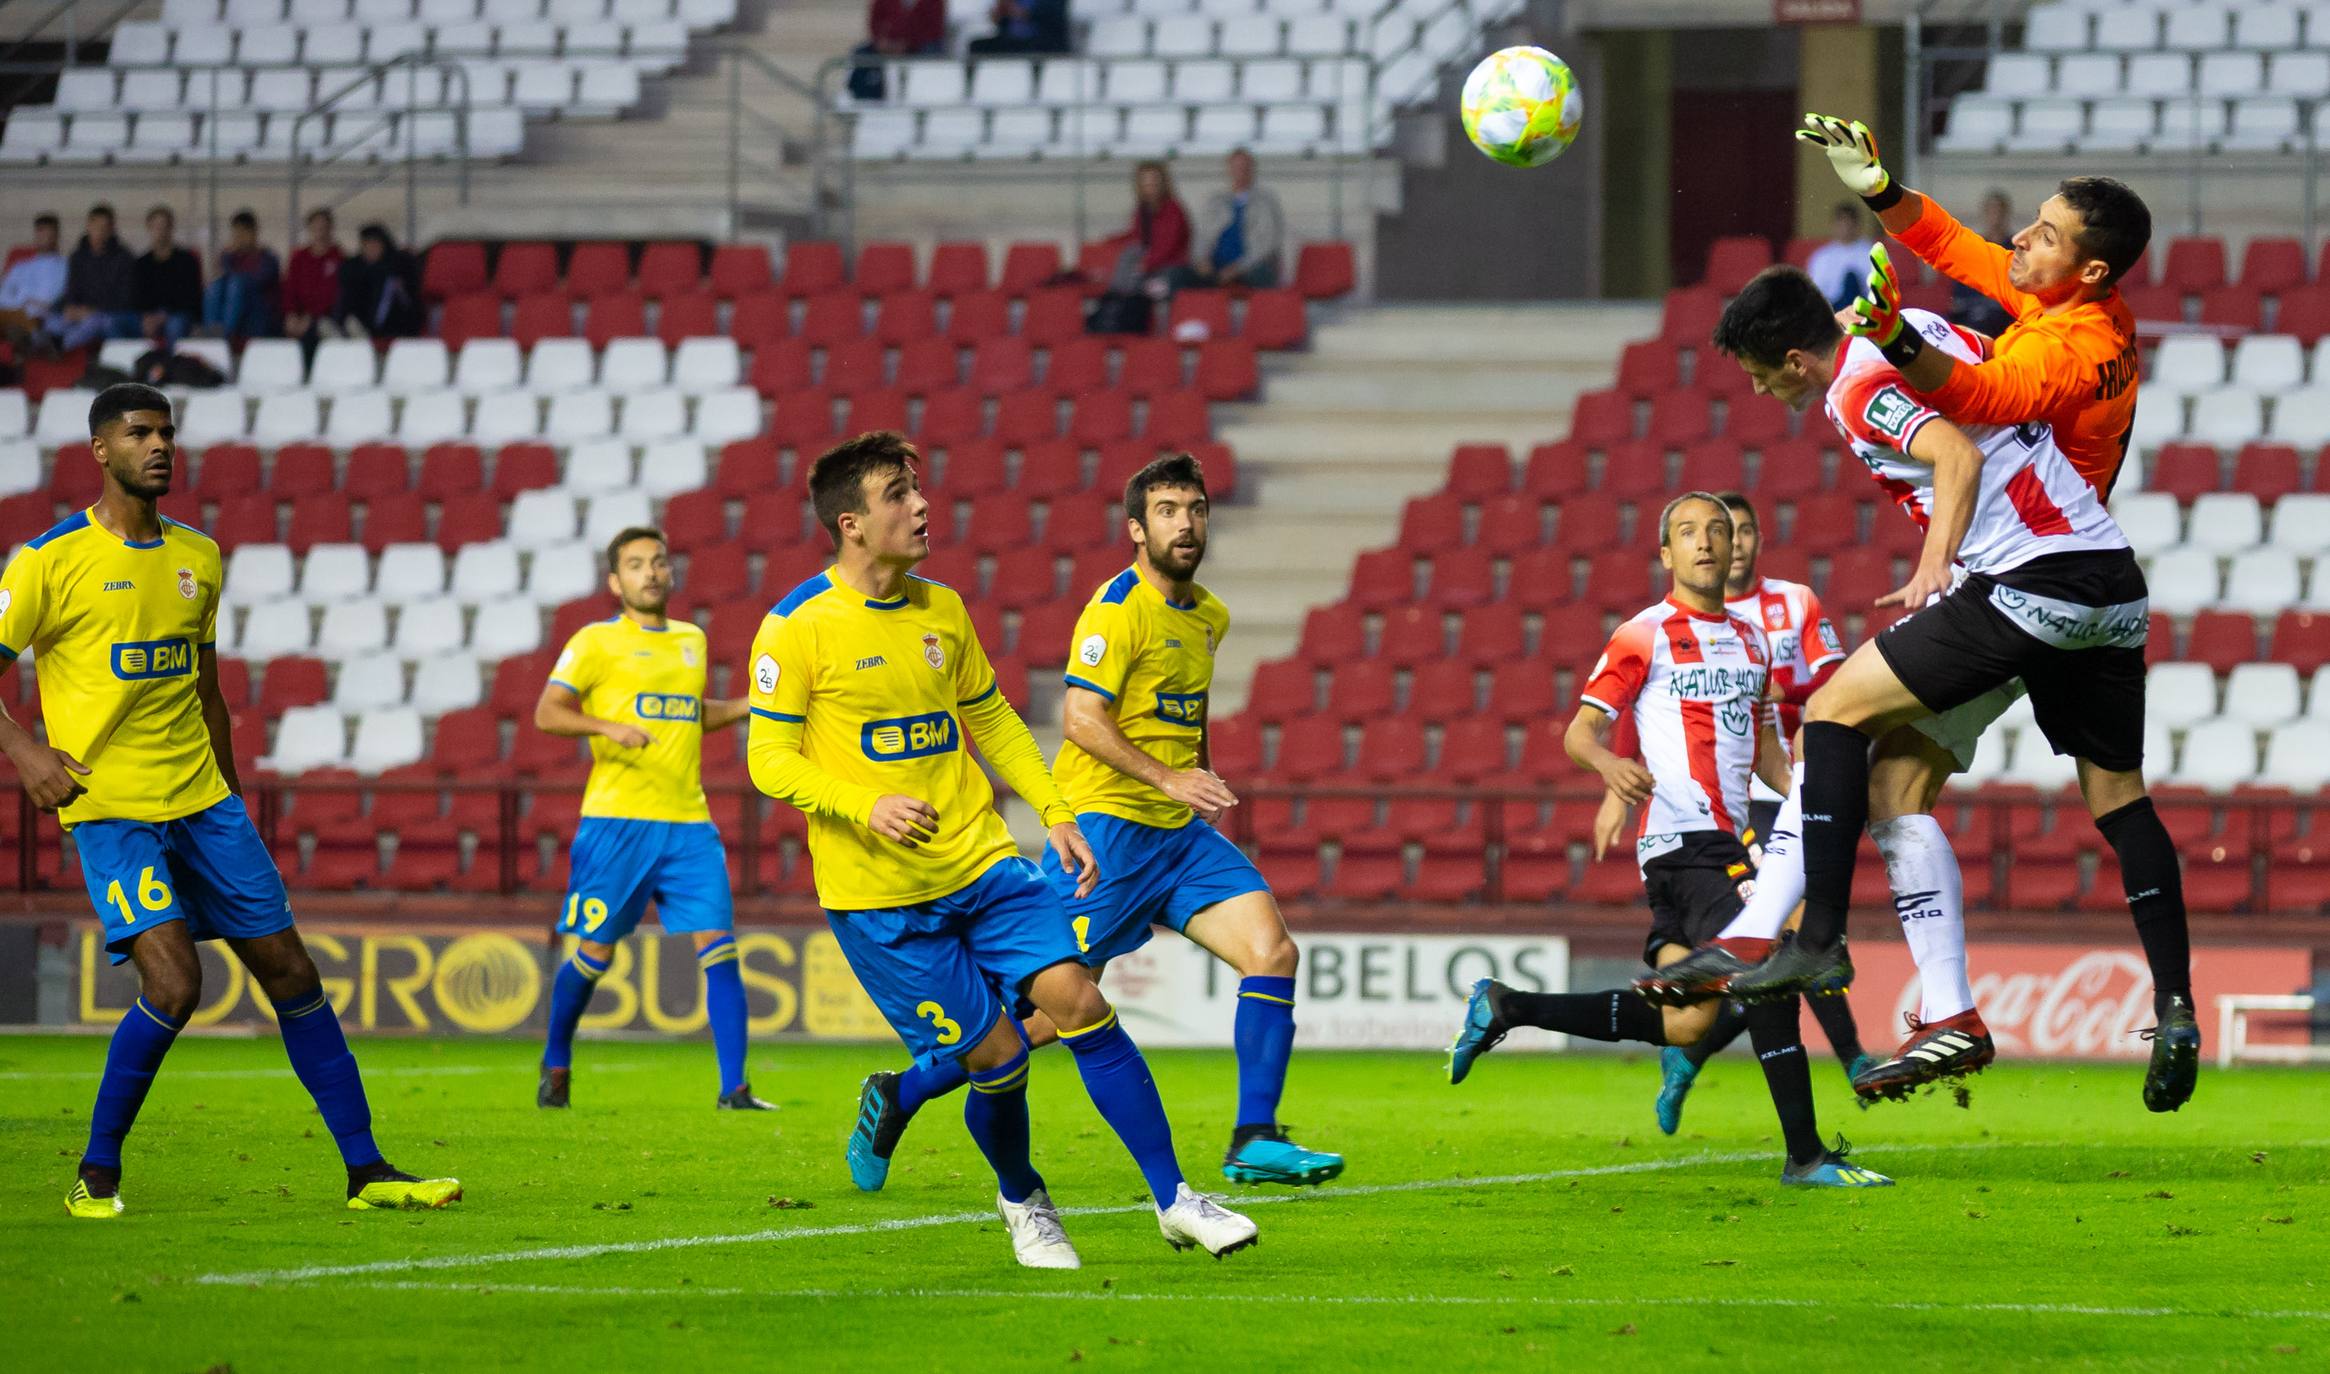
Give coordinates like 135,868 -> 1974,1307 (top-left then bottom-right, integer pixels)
1892,194 -> 2142,498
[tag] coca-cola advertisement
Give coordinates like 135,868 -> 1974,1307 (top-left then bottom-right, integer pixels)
1808,942 -> 2314,1060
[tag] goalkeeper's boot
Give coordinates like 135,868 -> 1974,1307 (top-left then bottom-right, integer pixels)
66,1167 -> 123,1219
1780,1137 -> 1894,1188
1446,978 -> 1512,1085
347,1162 -> 463,1211
1157,1183 -> 1258,1258
717,1083 -> 777,1111
1635,937 -> 1773,1006
2139,993 -> 2201,1113
1655,1047 -> 1699,1136
847,1071 -> 911,1193
1222,1125 -> 1344,1187
537,1065 -> 569,1109
1851,1010 -> 1995,1105
997,1188 -> 1081,1270
1725,932 -> 1854,1004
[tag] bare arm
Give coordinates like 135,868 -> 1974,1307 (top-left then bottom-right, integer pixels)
534,682 -> 649,748
1755,715 -> 1792,797
701,697 -> 751,732
1563,703 -> 1654,807
1876,416 -> 1983,611
195,645 -> 243,796
1061,685 -> 1237,819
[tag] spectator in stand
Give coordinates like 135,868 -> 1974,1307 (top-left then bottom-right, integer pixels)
46,204 -> 138,352
0,212 -> 67,347
1804,202 -> 1874,310
201,209 -> 281,339
847,0 -> 947,102
336,223 -> 425,340
132,205 -> 203,344
283,207 -> 347,354
1951,188 -> 2016,336
1101,160 -> 1190,297
1172,148 -> 1286,292
966,0 -> 1068,54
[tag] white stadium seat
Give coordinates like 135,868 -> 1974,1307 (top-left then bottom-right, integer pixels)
2149,335 -> 2223,397
636,439 -> 708,497
396,390 -> 471,445
506,489 -> 581,549
234,598 -> 314,658
333,651 -> 409,711
2220,550 -> 2303,614
2021,8 -> 2088,55
34,388 -> 96,444
265,705 -> 348,771
0,441 -> 39,497
2183,492 -> 2263,555
525,543 -> 600,604
690,386 -> 761,444
2189,389 -> 2263,449
2109,492 -> 2182,557
317,599 -> 391,657
2261,721 -> 2330,791
238,339 -> 307,394
582,490 -> 653,549
2054,54 -> 2122,100
300,543 -> 374,603
450,540 -> 524,602
2144,548 -> 2220,615
350,708 -> 425,773
671,337 -> 740,391
224,543 -> 298,606
2268,53 -> 2330,100
2170,719 -> 2258,793
469,596 -> 545,658
2222,99 -> 2299,153
2269,390 -> 2330,448
110,23 -> 174,66
2001,729 -> 2079,790
527,338 -> 597,392
562,439 -> 636,493
455,338 -> 523,394
376,542 -> 450,602
409,655 -> 485,713
392,597 -> 468,657
2230,335 -> 2306,393
2224,662 -> 2303,728
2268,494 -> 2330,556
326,391 -> 395,445
473,393 -> 549,445
254,393 -> 324,444
615,389 -> 685,441
310,338 -> 382,393
180,391 -> 253,443
2235,6 -> 2302,52
2145,662 -> 2219,730
383,339 -> 453,394
598,337 -> 670,391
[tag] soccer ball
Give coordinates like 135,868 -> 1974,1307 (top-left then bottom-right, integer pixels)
1459,46 -> 1583,169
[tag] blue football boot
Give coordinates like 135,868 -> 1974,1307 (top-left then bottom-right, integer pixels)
1781,1136 -> 1895,1188
1446,978 -> 1511,1085
1655,1047 -> 1699,1136
1222,1127 -> 1345,1186
846,1071 -> 909,1193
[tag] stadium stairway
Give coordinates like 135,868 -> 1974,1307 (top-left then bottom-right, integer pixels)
1202,299 -> 1656,714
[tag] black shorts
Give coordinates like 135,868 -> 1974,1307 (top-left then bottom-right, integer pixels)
1642,830 -> 1756,966
1874,548 -> 2149,773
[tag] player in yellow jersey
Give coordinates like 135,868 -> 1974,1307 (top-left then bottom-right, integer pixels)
532,525 -> 763,1110
748,431 -> 1257,1268
852,454 -> 1342,1189
0,384 -> 458,1219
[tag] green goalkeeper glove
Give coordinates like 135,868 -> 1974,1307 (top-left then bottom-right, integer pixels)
1844,243 -> 1923,368
1796,112 -> 1898,207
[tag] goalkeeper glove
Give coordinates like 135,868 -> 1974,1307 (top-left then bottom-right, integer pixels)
1796,112 -> 1902,210
1844,243 -> 1924,369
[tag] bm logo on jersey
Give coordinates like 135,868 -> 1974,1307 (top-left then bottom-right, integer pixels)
112,637 -> 194,680
1155,691 -> 1207,726
633,692 -> 700,722
862,711 -> 958,760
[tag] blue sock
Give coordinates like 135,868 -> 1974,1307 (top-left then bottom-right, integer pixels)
543,947 -> 609,1071
1233,975 -> 1298,1131
83,998 -> 183,1172
698,937 -> 750,1094
964,1047 -> 1044,1203
1060,1009 -> 1183,1209
898,1055 -> 972,1118
273,989 -> 381,1168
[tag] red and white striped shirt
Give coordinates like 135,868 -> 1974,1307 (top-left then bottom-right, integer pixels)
1582,597 -> 1770,863
1729,575 -> 1841,743
1825,310 -> 2125,575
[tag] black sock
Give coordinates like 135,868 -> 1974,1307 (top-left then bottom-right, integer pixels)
1808,994 -> 1865,1064
78,1161 -> 121,1196
1745,996 -> 1824,1166
2094,796 -> 2193,1012
1500,989 -> 1667,1045
1680,1001 -> 1750,1069
1797,720 -> 1873,950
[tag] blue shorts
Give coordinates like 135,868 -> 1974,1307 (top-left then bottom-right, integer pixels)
1045,813 -> 1271,966
824,856 -> 1080,1066
74,795 -> 295,965
558,817 -> 734,942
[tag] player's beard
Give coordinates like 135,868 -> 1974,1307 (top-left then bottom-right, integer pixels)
623,586 -> 670,616
1144,531 -> 1204,580
104,453 -> 172,500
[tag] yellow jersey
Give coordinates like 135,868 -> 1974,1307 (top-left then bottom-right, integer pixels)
746,568 -> 1074,910
0,509 -> 230,826
1055,565 -> 1230,829
549,613 -> 714,823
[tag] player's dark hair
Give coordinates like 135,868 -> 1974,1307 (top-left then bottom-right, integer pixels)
1711,265 -> 1843,368
604,525 -> 665,573
89,382 -> 172,435
1715,490 -> 1758,529
1124,451 -> 1208,527
34,212 -> 59,231
231,208 -> 258,231
2054,175 -> 2151,287
1657,490 -> 1732,547
809,430 -> 919,542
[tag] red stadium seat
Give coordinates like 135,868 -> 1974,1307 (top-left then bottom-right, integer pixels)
2239,236 -> 2307,295
423,240 -> 487,300
747,338 -> 813,398
492,442 -> 560,498
635,241 -> 702,299
1521,440 -> 1590,498
1396,491 -> 1466,552
916,388 -> 985,446
1725,395 -> 1793,447
510,291 -> 575,348
999,241 -> 1062,295
778,241 -> 848,299
1553,491 -> 1622,553
1265,714 -> 1347,781
854,241 -> 918,297
1325,660 -> 1398,722
1615,340 -> 1680,398
769,390 -> 839,450
1474,494 -> 1544,556
798,291 -> 866,347
708,243 -> 773,299
986,547 -> 1059,609
1013,598 -> 1079,664
2184,610 -> 2259,673
1167,289 -> 1232,341
564,242 -> 631,300
213,656 -> 253,707
209,493 -> 278,547
261,656 -> 329,713
1791,489 -> 1869,548
847,389 -> 910,434
1345,548 -> 1413,611
1294,241 -> 1355,299
2199,286 -> 2261,332
493,242 -> 560,299
964,495 -> 1035,554
888,336 -> 957,395
944,289 -> 1011,344
195,442 -> 262,501
1593,439 -> 1667,502
1064,391 -> 1128,446
1194,338 -> 1257,400
430,493 -> 500,550
729,289 -> 790,349
1241,289 -> 1307,349
929,438 -> 1002,498
991,390 -> 1059,446
2269,610 -> 2330,675
1019,288 -> 1088,347
655,290 -> 720,347
1074,239 -> 1120,282
1299,603 -> 1368,663
1114,338 -> 1180,397
2159,236 -> 2227,294
1752,439 -> 1825,500
1580,546 -> 1656,607
1825,547 -> 1896,606
582,291 -> 647,349
1486,656 -> 1560,723
970,336 -> 1037,395
1043,491 -> 1113,552
1454,602 -> 1526,667
1041,337 -> 1108,397
715,436 -> 780,495
2119,281 -> 2185,326
1675,441 -> 1745,493
2233,444 -> 2302,500
1426,546 -> 1497,609
1014,440 -> 1083,499
43,455 -> 100,507
927,240 -> 990,296
1243,660 -> 1315,722
1567,389 -> 1635,447
1661,286 -> 1723,345
2146,443 -> 2225,501
269,443 -> 337,499
822,336 -> 887,395
1646,389 -> 1714,448
343,443 -> 411,499
284,493 -> 352,553
436,291 -> 503,351
660,489 -> 727,547
2265,841 -> 2330,914
1444,443 -> 1513,500
1701,235 -> 1772,293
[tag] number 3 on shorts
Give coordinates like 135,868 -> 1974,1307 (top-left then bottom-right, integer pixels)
104,866 -> 174,926
916,1000 -> 962,1045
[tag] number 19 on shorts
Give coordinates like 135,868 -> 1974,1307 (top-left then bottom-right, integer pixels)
563,895 -> 610,935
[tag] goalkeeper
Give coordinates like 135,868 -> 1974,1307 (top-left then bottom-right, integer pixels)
1794,113 -> 2148,498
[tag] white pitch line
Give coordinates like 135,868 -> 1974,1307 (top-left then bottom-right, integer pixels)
0,1062 -> 669,1083
299,1280 -> 2330,1324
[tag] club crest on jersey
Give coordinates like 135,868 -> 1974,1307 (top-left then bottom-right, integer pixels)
681,643 -> 698,667
1761,602 -> 1789,631
1863,385 -> 1920,440
1203,626 -> 1215,655
1719,695 -> 1754,737
922,632 -> 945,671
176,567 -> 198,600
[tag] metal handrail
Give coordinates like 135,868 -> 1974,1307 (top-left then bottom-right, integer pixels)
286,54 -> 476,248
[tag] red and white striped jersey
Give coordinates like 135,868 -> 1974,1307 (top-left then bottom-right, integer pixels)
1825,309 -> 2126,576
1581,597 -> 1770,862
1728,575 -> 1841,742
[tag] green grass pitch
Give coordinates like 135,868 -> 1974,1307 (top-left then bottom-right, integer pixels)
4,1033 -> 2325,1371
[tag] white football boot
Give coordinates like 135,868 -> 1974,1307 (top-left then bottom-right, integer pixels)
997,1188 -> 1081,1269
1156,1182 -> 1258,1258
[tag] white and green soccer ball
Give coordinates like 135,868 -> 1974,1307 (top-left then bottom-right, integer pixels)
1459,46 -> 1583,169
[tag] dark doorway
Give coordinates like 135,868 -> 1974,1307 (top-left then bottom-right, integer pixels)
1667,87 -> 1799,287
